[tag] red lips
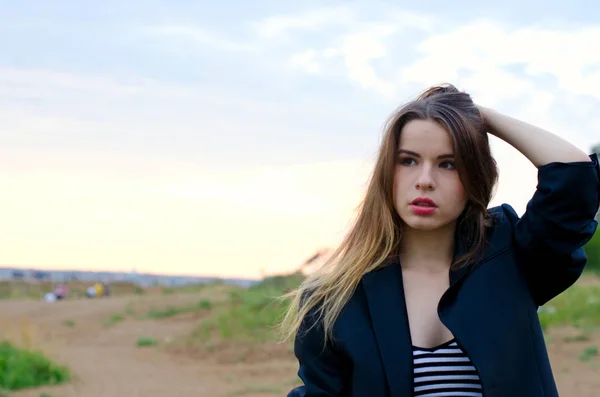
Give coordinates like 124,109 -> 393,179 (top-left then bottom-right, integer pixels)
410,197 -> 437,207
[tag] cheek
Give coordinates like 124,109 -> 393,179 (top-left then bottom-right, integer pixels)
455,179 -> 466,197
440,173 -> 467,210
393,168 -> 411,204
392,168 -> 401,200
451,178 -> 468,208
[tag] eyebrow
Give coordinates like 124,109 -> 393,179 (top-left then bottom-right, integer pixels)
397,149 -> 454,159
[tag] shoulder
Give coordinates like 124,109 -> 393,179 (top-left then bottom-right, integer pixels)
487,203 -> 520,225
478,204 -> 525,254
485,203 -> 520,235
296,282 -> 366,333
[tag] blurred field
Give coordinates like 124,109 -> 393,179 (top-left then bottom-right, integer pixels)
0,274 -> 303,397
1,271 -> 600,396
0,280 -> 145,300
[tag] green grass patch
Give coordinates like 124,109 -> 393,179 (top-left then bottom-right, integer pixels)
0,341 -> 70,391
161,283 -> 208,295
103,312 -> 125,327
133,286 -> 145,295
538,282 -> 600,331
145,299 -> 212,319
193,273 -> 304,344
0,281 -> 54,300
61,319 -> 75,328
563,333 -> 591,343
578,345 -> 598,361
136,337 -> 158,347
583,230 -> 600,274
124,302 -> 136,316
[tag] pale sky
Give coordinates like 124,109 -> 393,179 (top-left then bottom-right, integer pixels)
1,1 -> 599,279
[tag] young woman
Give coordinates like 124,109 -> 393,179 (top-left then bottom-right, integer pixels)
280,84 -> 600,397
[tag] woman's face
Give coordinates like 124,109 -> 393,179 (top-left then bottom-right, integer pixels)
393,119 -> 468,231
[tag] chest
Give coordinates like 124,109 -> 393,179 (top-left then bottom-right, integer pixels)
401,269 -> 453,348
342,251 -> 551,396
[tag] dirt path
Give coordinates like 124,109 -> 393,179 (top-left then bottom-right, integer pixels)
546,327 -> 600,397
0,293 -> 298,397
0,292 -> 598,396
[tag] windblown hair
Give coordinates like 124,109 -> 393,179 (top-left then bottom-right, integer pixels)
279,83 -> 499,345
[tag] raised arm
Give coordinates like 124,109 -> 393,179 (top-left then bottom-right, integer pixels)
479,106 -> 591,167
480,107 -> 600,305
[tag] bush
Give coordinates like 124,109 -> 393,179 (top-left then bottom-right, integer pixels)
194,273 -> 304,343
103,313 -> 125,327
136,337 -> 158,347
251,272 -> 305,293
584,228 -> 600,274
538,283 -> 600,331
146,299 -> 212,319
161,283 -> 207,295
0,341 -> 70,391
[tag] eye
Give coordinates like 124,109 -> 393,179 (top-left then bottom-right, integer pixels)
399,157 -> 416,166
440,161 -> 456,169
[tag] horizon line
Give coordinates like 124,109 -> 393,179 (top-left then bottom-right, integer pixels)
0,264 -> 265,281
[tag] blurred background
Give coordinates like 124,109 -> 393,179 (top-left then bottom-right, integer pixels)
1,1 -> 600,397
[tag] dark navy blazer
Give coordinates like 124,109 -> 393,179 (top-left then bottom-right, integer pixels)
288,154 -> 600,397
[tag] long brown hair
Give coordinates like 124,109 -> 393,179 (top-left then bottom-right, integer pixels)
279,83 -> 499,345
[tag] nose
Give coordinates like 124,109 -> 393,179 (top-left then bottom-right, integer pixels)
415,165 -> 435,191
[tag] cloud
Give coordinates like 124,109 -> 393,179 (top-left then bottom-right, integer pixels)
255,6 -> 355,38
0,67 -> 343,161
401,20 -> 600,100
3,6 -> 599,278
400,19 -> 600,149
0,67 -> 211,108
277,14 -> 600,108
1,67 -> 151,97
254,6 -> 435,98
338,26 -> 398,97
288,49 -> 321,74
265,11 -> 600,216
136,24 -> 255,52
0,63 -> 380,278
276,15 -> 599,153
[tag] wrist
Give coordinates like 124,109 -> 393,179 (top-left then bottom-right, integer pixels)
478,106 -> 500,135
478,106 -> 495,119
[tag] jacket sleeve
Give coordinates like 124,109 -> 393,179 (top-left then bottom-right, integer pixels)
502,153 -> 600,306
287,306 -> 350,397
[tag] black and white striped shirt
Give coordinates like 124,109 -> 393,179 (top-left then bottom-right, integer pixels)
412,339 -> 482,396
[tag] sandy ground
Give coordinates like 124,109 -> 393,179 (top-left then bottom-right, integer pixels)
0,292 -> 298,397
0,289 -> 599,396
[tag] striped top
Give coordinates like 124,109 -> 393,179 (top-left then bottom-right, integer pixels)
412,339 -> 482,396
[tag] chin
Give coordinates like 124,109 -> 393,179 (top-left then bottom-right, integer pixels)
403,219 -> 443,231
400,213 -> 454,232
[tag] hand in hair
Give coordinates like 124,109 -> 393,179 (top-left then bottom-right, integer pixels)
477,105 -> 590,167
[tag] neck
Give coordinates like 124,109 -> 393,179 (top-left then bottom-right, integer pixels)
398,222 -> 456,273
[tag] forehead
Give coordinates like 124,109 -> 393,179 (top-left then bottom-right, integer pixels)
398,119 -> 454,153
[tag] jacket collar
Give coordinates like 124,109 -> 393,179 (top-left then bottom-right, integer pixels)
360,235 -> 473,396
362,259 -> 412,396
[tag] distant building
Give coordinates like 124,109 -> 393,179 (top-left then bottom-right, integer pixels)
32,270 -> 51,281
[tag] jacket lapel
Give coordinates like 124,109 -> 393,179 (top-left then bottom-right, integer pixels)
449,233 -> 471,284
360,233 -> 483,396
362,259 -> 413,397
